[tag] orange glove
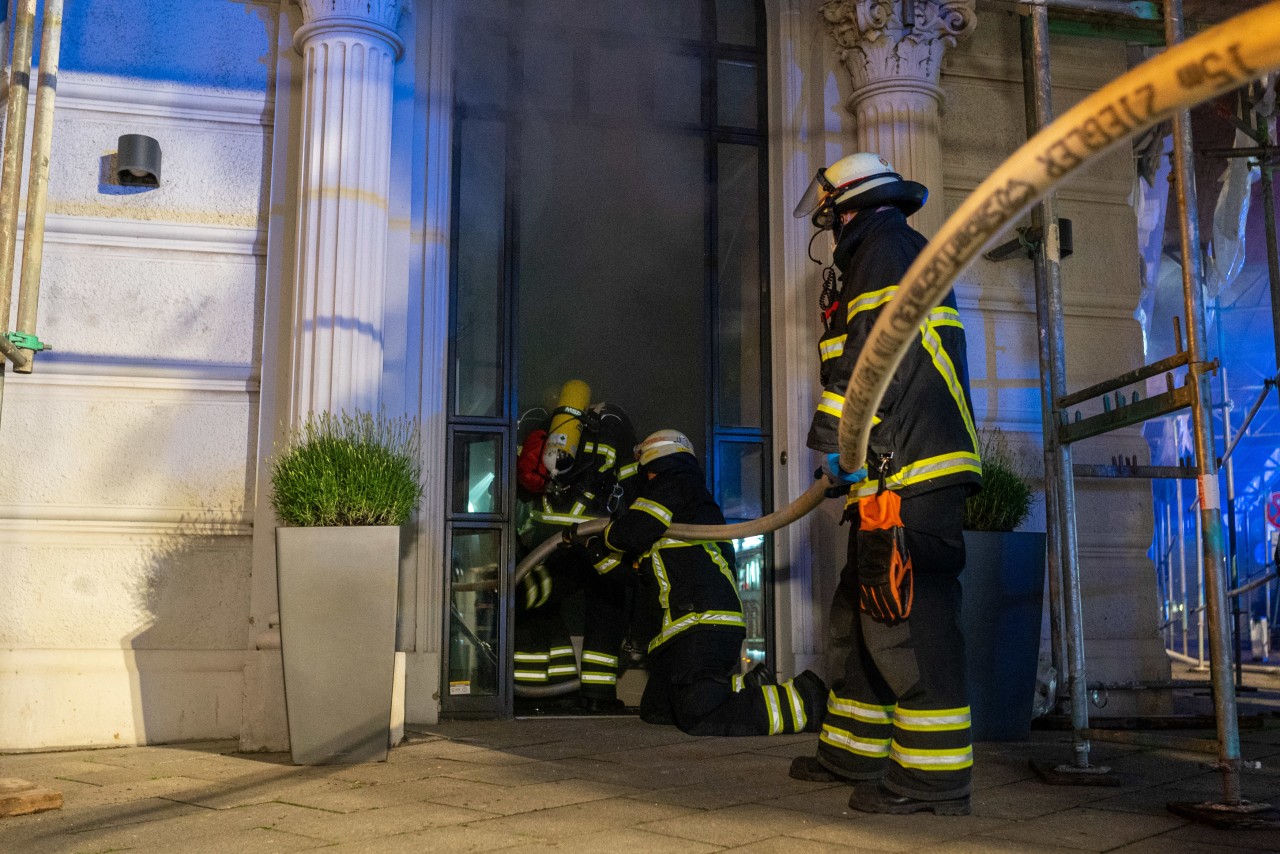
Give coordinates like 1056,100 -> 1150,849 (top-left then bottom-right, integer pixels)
856,490 -> 913,624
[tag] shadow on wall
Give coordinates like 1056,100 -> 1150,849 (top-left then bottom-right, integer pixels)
121,509 -> 251,746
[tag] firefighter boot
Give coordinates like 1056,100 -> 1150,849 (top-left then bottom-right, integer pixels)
793,670 -> 827,733
741,663 -> 776,690
789,756 -> 850,783
847,781 -> 971,816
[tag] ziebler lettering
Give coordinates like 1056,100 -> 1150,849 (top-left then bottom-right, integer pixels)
1036,84 -> 1156,179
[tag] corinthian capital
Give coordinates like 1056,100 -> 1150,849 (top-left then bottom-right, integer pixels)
820,0 -> 976,92
295,0 -> 405,56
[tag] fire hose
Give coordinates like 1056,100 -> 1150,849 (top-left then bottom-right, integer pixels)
513,2 -> 1280,699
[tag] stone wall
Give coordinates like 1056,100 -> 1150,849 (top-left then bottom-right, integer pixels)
0,0 -> 277,749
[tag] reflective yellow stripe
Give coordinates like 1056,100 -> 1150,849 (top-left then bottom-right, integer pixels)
927,306 -> 963,328
513,653 -> 548,663
580,673 -> 617,685
890,742 -> 974,771
514,671 -> 548,682
532,511 -> 602,526
548,664 -> 579,676
731,674 -> 745,693
619,462 -> 639,480
829,696 -> 895,724
920,322 -> 980,455
594,553 -> 621,574
817,390 -> 845,418
764,685 -> 784,735
647,610 -> 745,651
784,682 -> 807,732
653,551 -> 672,613
847,285 -> 897,319
581,652 -> 618,666
549,646 -> 575,658
820,724 -> 891,758
633,498 -> 674,526
850,451 -> 983,498
703,542 -> 741,605
523,567 -> 551,610
584,441 -> 617,470
820,334 -> 846,362
894,706 -> 971,732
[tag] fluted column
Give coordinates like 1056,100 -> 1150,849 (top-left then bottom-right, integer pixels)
820,0 -> 976,237
289,0 -> 404,419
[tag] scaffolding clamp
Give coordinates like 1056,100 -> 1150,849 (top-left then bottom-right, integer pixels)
4,331 -> 50,353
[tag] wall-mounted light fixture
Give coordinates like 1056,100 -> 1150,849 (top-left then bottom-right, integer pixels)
116,134 -> 161,187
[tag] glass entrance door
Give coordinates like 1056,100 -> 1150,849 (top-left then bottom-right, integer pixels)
444,0 -> 771,717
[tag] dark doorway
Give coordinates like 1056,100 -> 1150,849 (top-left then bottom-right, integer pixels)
444,0 -> 773,717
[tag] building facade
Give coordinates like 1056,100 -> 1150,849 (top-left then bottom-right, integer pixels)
0,0 -> 1169,751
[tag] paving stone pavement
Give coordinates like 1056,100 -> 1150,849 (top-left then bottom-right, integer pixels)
3,684 -> 1280,853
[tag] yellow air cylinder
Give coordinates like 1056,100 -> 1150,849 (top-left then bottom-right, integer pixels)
541,379 -> 591,477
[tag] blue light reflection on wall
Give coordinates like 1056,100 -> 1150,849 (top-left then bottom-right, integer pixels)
58,0 -> 273,91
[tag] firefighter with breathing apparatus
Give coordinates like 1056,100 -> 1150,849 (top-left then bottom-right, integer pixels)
515,380 -> 640,713
788,152 -> 983,815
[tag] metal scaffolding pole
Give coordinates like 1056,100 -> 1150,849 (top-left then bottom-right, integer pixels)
1021,7 -> 1108,782
1258,97 -> 1280,381
1163,0 -> 1245,812
12,0 -> 62,373
1020,14 -> 1068,710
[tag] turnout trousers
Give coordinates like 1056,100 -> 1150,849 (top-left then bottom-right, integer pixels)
514,544 -> 628,700
640,629 -> 813,736
816,486 -> 973,801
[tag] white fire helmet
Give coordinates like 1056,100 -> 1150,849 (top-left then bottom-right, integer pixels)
635,429 -> 695,468
792,152 -> 927,229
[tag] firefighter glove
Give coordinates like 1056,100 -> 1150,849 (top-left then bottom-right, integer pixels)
857,527 -> 914,624
824,453 -> 868,486
855,490 -> 913,624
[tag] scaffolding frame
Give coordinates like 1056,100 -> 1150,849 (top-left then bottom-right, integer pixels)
1017,0 -> 1278,826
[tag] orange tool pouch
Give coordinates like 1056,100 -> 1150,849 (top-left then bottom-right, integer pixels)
856,466 -> 913,624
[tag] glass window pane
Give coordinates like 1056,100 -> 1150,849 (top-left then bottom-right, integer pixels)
653,51 -> 702,125
525,36 -> 573,113
517,123 -> 708,460
716,441 -> 764,520
454,118 -> 506,418
447,528 -> 502,697
718,143 -> 762,427
452,433 -> 502,514
717,60 -> 758,129
717,0 -> 758,46
590,43 -> 640,118
733,533 -> 768,666
456,22 -> 507,109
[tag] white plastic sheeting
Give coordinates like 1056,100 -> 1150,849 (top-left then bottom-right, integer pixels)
1205,128 -> 1262,301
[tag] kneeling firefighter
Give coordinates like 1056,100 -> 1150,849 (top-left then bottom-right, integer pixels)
569,429 -> 827,736
514,380 -> 640,712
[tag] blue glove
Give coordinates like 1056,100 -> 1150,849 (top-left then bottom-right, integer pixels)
825,453 -> 867,486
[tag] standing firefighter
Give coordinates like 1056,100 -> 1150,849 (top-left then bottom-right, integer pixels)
789,153 -> 983,815
515,382 -> 640,712
573,429 -> 827,736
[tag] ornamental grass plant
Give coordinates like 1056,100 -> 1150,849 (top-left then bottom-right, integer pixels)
271,411 -> 422,527
964,428 -> 1036,532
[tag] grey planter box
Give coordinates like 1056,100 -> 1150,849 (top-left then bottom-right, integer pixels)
276,525 -> 400,765
961,530 -> 1047,742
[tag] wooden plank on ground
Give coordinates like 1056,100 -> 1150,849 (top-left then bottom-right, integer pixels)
0,778 -> 63,817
